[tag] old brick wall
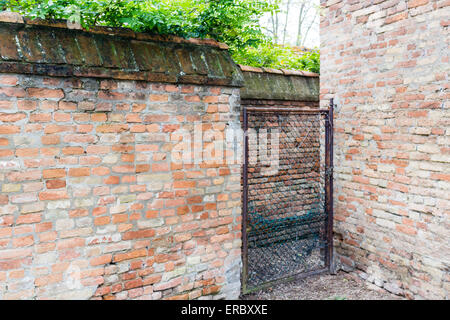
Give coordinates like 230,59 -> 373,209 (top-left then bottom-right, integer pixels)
320,0 -> 449,299
0,17 -> 243,300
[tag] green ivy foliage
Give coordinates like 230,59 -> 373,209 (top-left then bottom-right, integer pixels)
233,43 -> 320,74
3,0 -> 320,73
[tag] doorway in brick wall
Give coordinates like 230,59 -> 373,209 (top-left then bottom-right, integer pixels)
241,103 -> 334,294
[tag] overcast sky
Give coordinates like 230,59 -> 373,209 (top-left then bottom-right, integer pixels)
259,0 -> 320,49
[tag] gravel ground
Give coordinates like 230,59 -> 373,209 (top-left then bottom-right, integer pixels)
241,271 -> 403,300
246,240 -> 324,288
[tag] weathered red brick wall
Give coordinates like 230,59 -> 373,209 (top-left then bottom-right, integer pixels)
0,16 -> 243,300
320,0 -> 449,299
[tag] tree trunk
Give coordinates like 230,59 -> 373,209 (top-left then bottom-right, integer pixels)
301,12 -> 317,47
282,0 -> 292,45
296,2 -> 305,46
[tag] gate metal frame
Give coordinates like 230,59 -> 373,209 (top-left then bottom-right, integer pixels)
241,99 -> 335,294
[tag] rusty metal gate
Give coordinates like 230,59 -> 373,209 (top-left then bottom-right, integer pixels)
242,100 -> 334,293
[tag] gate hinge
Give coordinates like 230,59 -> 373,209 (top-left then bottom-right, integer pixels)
325,166 -> 334,178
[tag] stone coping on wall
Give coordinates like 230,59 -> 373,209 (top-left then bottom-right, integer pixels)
239,64 -> 319,78
239,64 -> 319,102
0,12 -> 244,87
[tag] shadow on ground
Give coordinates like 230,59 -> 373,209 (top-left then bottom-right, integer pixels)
241,271 -> 403,300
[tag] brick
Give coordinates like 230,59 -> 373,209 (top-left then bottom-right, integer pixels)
113,248 -> 147,262
0,149 -> 14,157
7,170 -> 41,182
0,87 -> 26,97
43,168 -> 66,179
0,138 -> 8,146
176,206 -> 190,215
62,146 -> 84,155
46,179 -> 66,189
0,113 -> 26,122
94,216 -> 111,226
96,124 -> 128,133
122,229 -> 155,241
56,237 -> 85,249
173,181 -> 196,189
0,248 -> 32,260
16,214 -> 41,225
41,135 -> 60,145
90,254 -> 112,266
153,277 -> 182,291
408,0 -> 429,8
149,94 -> 168,102
0,125 -> 20,134
16,148 -> 39,157
27,88 -> 64,99
68,167 -> 90,177
13,235 -> 34,248
39,190 -> 69,200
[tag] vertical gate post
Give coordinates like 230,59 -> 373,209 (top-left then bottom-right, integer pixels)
242,106 -> 249,294
325,99 -> 335,273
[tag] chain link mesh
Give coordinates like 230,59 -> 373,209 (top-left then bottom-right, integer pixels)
244,109 -> 329,290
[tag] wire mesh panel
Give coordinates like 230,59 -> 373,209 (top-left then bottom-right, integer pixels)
242,107 -> 333,293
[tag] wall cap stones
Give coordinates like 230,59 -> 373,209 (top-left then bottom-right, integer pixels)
0,15 -> 244,87
239,64 -> 319,77
240,66 -> 319,102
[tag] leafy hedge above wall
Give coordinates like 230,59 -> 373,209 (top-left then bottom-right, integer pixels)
2,0 -> 320,73
233,44 -> 320,74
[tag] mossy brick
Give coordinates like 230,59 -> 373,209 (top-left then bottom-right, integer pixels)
189,47 -> 209,75
23,18 -> 66,29
205,77 -> 232,87
144,72 -> 177,83
203,49 -> 225,78
178,74 -> 207,85
32,64 -> 73,77
0,61 -> 33,74
113,39 -> 137,70
0,26 -> 20,61
143,42 -> 167,73
94,36 -> 121,68
290,76 -> 318,101
130,41 -> 153,71
272,75 -> 295,100
55,30 -> 83,65
217,53 -> 235,79
159,45 -> 181,75
17,29 -> 45,63
175,47 -> 196,75
87,25 -> 136,38
0,20 -> 244,87
75,33 -> 102,66
241,71 -> 319,101
39,29 -> 66,64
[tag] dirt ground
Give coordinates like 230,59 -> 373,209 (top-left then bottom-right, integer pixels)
241,271 -> 403,300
